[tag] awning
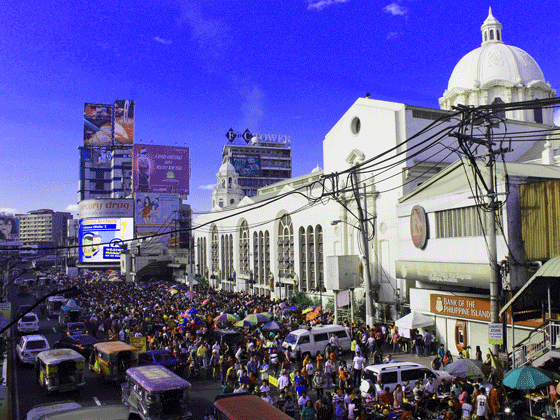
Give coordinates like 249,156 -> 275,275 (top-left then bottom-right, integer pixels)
500,256 -> 560,317
168,263 -> 185,268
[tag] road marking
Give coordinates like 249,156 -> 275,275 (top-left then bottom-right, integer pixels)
52,327 -> 57,333
93,396 -> 101,406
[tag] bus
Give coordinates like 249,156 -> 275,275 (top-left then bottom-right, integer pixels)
211,394 -> 293,420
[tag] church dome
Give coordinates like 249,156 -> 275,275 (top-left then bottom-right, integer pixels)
218,161 -> 237,176
447,41 -> 545,93
440,8 -> 555,124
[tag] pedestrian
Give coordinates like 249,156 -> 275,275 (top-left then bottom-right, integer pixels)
313,370 -> 325,399
352,351 -> 365,389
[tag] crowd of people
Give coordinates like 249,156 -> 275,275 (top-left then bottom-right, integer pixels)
45,274 -> 515,419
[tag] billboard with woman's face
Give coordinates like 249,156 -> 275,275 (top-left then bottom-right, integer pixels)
0,216 -> 18,242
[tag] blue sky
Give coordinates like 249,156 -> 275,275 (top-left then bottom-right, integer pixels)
0,0 -> 558,216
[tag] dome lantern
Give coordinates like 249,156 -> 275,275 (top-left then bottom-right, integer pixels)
481,7 -> 503,45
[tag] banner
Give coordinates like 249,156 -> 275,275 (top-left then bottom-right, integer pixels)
133,144 -> 190,195
0,216 -> 18,241
232,156 -> 261,176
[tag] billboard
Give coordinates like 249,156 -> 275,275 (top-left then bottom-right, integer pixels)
133,145 -> 190,195
78,218 -> 133,263
78,199 -> 134,220
135,193 -> 180,250
113,100 -> 135,145
84,103 -> 112,146
83,100 -> 135,146
0,216 -> 18,241
232,156 -> 261,176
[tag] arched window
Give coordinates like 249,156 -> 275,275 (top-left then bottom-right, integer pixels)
220,234 -> 225,281
211,225 -> 219,272
307,226 -> 315,291
299,227 -> 306,291
228,177 -> 232,187
239,221 -> 249,274
278,214 -> 294,279
496,30 -> 500,41
221,179 -> 225,188
534,108 -> 543,124
264,231 -> 270,294
230,199 -> 234,205
484,31 -> 488,42
492,97 -> 505,119
316,225 -> 324,292
489,30 -> 494,40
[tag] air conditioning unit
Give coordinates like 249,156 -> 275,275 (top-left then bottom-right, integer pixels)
325,255 -> 361,291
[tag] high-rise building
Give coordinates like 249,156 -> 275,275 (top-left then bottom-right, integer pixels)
16,209 -> 73,247
222,136 -> 292,197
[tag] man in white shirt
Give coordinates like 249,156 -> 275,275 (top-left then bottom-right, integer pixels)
297,390 -> 310,413
475,387 -> 488,420
324,358 -> 334,389
278,370 -> 290,392
352,352 -> 365,388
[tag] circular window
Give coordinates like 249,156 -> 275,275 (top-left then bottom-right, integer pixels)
351,117 -> 361,135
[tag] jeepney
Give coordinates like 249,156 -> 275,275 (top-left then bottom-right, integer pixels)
46,296 -> 67,318
121,365 -> 192,420
58,299 -> 83,327
90,341 -> 139,382
35,349 -> 86,393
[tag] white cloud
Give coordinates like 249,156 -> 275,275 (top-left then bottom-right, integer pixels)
554,109 -> 560,126
0,208 -> 17,215
383,3 -> 407,16
65,204 -> 79,213
308,0 -> 348,11
386,31 -> 400,40
153,36 -> 172,45
199,184 -> 216,190
241,84 -> 265,131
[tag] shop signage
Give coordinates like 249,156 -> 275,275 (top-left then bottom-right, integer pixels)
488,323 -> 503,345
430,293 -> 491,321
396,260 -> 492,289
410,205 -> 428,249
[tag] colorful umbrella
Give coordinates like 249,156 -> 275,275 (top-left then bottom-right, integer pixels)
444,358 -> 483,378
215,313 -> 239,323
503,366 -> 553,390
262,320 -> 281,331
279,302 -> 287,309
314,306 -> 323,312
186,291 -> 196,299
302,307 -> 313,314
259,312 -> 272,320
202,298 -> 210,306
306,311 -> 320,320
244,313 -> 269,324
170,289 -> 179,296
235,319 -> 256,328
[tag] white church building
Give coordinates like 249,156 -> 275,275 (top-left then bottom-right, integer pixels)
193,9 -> 559,355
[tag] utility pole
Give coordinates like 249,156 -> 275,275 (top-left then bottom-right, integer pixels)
352,171 -> 374,327
484,122 -> 501,356
452,114 -> 504,356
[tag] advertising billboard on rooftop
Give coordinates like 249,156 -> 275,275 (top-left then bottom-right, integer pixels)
113,100 -> 135,145
78,199 -> 134,220
133,145 -> 190,195
84,103 -> 112,146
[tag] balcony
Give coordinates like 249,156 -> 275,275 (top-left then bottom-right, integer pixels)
511,320 -> 560,369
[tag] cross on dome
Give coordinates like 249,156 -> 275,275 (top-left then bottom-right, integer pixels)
481,7 -> 503,45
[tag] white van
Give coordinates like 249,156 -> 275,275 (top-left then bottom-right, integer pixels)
359,362 -> 452,396
282,324 -> 351,357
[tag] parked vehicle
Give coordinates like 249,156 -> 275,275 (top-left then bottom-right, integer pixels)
138,349 -> 184,375
46,296 -> 67,318
27,403 -> 141,420
17,312 -> 40,335
212,329 -> 244,352
121,365 -> 192,420
359,362 -> 452,396
17,334 -> 50,364
52,334 -> 98,361
282,324 -> 351,357
17,304 -> 33,318
90,341 -> 139,382
35,349 -> 86,393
